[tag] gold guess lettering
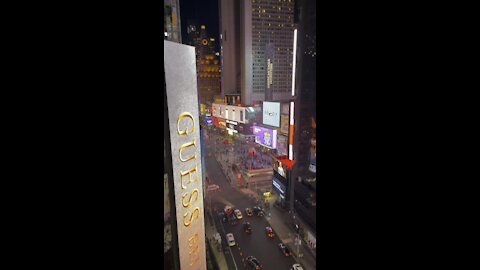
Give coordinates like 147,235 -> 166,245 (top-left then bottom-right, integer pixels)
183,207 -> 200,227
179,140 -> 196,162
177,112 -> 195,136
180,166 -> 198,189
182,189 -> 199,208
188,233 -> 200,266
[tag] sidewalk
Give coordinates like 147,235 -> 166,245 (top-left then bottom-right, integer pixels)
267,205 -> 316,270
204,213 -> 229,270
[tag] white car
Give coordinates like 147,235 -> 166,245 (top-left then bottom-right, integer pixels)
226,233 -> 236,247
234,209 -> 243,219
291,263 -> 304,270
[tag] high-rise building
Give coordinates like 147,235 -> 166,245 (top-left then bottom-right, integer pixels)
164,0 -> 182,43
187,24 -> 221,105
219,0 -> 296,105
290,0 -> 316,253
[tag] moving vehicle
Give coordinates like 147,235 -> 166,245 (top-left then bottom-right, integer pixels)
243,222 -> 252,233
234,209 -> 243,219
229,214 -> 238,225
246,256 -> 261,270
291,263 -> 304,270
245,208 -> 253,216
218,211 -> 227,223
225,206 -> 234,216
226,233 -> 235,246
293,223 -> 300,233
252,206 -> 264,217
278,243 -> 291,256
265,226 -> 275,238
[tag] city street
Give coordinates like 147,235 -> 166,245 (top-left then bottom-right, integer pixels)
205,141 -> 298,270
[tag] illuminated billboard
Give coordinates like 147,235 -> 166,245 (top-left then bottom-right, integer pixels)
273,158 -> 287,179
262,101 -> 280,127
252,126 -> 277,149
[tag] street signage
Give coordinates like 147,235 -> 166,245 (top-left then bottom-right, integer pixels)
164,40 -> 206,270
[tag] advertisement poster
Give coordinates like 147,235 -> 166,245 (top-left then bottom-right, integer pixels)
218,120 -> 226,129
273,158 -> 287,179
212,116 -> 219,127
253,126 -> 277,149
280,114 -> 289,135
262,101 -> 280,127
276,135 -> 288,156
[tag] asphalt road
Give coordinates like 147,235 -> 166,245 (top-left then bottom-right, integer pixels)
205,143 -> 297,270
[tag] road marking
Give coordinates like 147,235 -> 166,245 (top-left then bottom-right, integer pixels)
218,216 -> 239,270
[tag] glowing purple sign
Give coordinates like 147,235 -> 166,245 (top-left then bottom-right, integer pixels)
252,126 -> 277,149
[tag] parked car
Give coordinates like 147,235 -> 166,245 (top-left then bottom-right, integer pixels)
246,256 -> 261,270
234,209 -> 243,219
243,222 -> 252,234
245,208 -> 253,216
291,263 -> 304,270
278,243 -> 292,256
226,233 -> 236,246
265,226 -> 275,238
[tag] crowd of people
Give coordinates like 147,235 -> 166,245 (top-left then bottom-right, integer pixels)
206,126 -> 272,171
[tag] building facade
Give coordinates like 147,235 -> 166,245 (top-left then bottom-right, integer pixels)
187,24 -> 221,105
164,0 -> 182,43
219,0 -> 296,105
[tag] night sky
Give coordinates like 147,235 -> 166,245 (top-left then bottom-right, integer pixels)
179,0 -> 220,52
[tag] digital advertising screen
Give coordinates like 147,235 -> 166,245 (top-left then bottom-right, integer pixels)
262,101 -> 280,127
252,126 -> 277,149
273,157 -> 287,179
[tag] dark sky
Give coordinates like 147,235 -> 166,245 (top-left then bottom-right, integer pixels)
179,0 -> 220,51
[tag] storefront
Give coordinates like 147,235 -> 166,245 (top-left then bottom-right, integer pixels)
226,120 -> 239,135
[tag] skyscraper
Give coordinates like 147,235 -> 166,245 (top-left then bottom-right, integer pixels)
219,0 -> 296,105
187,24 -> 221,105
164,0 -> 182,43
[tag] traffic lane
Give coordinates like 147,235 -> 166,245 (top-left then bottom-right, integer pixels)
223,214 -> 296,270
212,209 -> 239,270
205,140 -> 296,269
213,192 -> 296,270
